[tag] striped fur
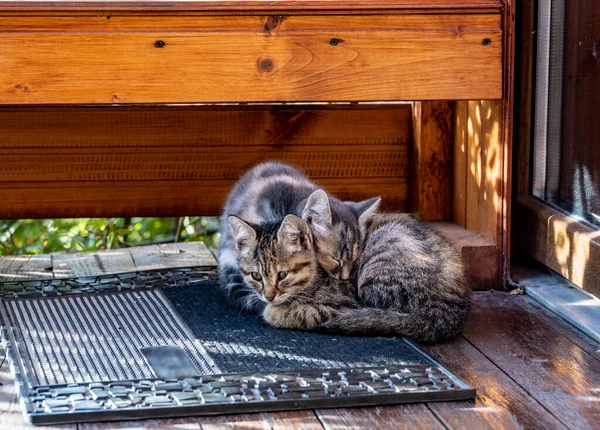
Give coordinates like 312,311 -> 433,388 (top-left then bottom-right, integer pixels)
218,161 -> 378,313
318,213 -> 471,343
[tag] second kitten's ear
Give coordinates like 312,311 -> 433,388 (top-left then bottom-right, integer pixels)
353,196 -> 381,233
278,214 -> 312,252
302,189 -> 332,227
229,216 -> 257,256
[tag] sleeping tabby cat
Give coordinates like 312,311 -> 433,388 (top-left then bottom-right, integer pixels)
229,202 -> 470,343
219,161 -> 379,312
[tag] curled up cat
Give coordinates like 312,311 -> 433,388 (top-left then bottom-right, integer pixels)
218,161 -> 380,312
226,182 -> 471,343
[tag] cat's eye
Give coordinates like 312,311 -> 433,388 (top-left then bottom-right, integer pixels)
250,272 -> 262,281
277,271 -> 289,281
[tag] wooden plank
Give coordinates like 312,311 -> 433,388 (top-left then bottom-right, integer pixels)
0,1 -> 503,14
0,15 -> 502,104
0,106 -> 412,149
79,418 -> 201,430
453,100 -> 468,227
0,105 -> 410,218
130,242 -> 217,272
0,352 -> 76,430
410,101 -> 453,221
0,178 -> 409,219
516,196 -> 600,297
423,334 -> 566,430
465,100 -> 501,244
0,254 -> 53,282
316,405 -> 444,429
198,411 -> 324,430
463,293 -> 600,428
428,222 -> 497,290
52,249 -> 136,278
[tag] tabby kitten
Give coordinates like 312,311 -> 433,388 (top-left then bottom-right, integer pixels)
219,161 -> 379,312
318,213 -> 471,343
228,215 -> 359,329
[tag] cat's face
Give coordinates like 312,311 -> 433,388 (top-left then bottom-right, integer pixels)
302,190 -> 380,280
229,215 -> 318,305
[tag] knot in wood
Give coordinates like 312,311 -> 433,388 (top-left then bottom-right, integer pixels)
257,57 -> 276,73
154,40 -> 166,48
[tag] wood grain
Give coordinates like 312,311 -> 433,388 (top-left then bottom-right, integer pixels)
0,105 -> 410,218
0,15 -> 502,104
79,418 -> 201,429
515,196 -> 600,297
0,1 -> 502,14
130,242 -> 217,272
52,249 -> 137,278
410,101 -> 453,221
429,221 -> 497,290
423,332 -> 566,430
316,405 -> 444,430
0,254 -> 53,282
453,101 -> 468,227
198,411 -> 324,430
463,293 -> 600,429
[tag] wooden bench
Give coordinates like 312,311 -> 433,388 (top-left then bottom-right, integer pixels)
0,0 -> 514,290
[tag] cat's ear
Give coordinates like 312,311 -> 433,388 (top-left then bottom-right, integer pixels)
228,216 -> 257,256
302,189 -> 332,228
353,196 -> 381,233
278,214 -> 312,252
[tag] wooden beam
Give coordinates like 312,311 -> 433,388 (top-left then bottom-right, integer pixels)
411,101 -> 453,221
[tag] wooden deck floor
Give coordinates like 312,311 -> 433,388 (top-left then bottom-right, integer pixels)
1,244 -> 600,429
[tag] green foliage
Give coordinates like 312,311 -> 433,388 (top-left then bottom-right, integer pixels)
0,217 -> 221,256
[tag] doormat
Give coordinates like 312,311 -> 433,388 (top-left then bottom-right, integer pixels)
0,268 -> 475,425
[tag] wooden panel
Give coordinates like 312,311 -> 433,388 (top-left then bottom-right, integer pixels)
0,106 -> 410,218
0,254 -> 52,282
462,293 -> 600,428
465,100 -> 501,243
130,242 -> 217,272
410,101 -> 453,221
80,418 -> 201,430
423,333 -> 566,429
0,15 -> 502,104
316,405 -> 444,429
453,101 -> 468,226
52,248 -> 137,278
516,196 -> 600,297
198,411 -> 324,430
0,0 -> 503,14
429,222 -> 497,291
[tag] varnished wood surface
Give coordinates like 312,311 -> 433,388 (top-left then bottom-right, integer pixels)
1,243 -> 600,429
0,14 -> 502,104
0,105 -> 411,218
0,0 -> 502,14
410,101 -> 453,222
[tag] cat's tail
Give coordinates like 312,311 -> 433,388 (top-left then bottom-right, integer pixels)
317,305 -> 469,343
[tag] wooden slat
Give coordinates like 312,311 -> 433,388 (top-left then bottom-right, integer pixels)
429,222 -> 497,290
465,100 -> 501,244
130,242 -> 217,272
52,248 -> 137,278
0,0 -> 503,14
0,105 -> 410,218
423,333 -> 566,429
79,418 -> 201,430
0,15 -> 502,104
463,293 -> 600,428
410,101 -> 453,221
453,101 -> 468,227
316,405 -> 444,429
198,411 -> 324,430
0,254 -> 53,282
516,196 -> 600,297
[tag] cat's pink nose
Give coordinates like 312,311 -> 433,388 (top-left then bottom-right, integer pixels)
265,295 -> 275,302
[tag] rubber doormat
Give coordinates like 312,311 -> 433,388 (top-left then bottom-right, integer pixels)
0,268 -> 475,425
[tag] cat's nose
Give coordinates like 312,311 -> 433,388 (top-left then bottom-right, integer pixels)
265,294 -> 276,302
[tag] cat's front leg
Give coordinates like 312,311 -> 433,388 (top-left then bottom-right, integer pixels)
263,303 -> 337,330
